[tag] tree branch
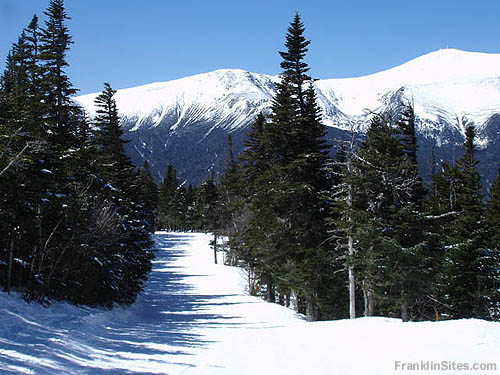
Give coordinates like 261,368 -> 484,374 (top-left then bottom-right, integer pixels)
0,143 -> 30,178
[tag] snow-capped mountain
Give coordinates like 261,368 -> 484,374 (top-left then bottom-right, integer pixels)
75,49 -> 500,186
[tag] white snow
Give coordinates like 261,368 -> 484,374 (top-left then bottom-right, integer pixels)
2,232 -> 498,374
74,49 -> 500,139
76,70 -> 276,132
316,49 -> 500,133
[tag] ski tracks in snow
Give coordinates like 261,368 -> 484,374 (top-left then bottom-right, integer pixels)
0,232 -> 305,375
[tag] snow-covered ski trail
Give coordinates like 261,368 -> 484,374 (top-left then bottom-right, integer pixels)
0,232 -> 304,375
1,232 -> 499,375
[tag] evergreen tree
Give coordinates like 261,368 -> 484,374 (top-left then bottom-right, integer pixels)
137,160 -> 158,232
441,125 -> 494,319
38,0 -> 79,150
350,111 -> 429,320
92,82 -> 154,304
326,136 -> 363,319
485,168 -> 500,245
278,13 -> 310,115
231,14 -> 332,320
1,1 -> 154,306
196,171 -> 221,263
93,83 -> 131,185
0,28 -> 40,294
484,168 -> 500,319
157,164 -> 179,230
230,113 -> 279,299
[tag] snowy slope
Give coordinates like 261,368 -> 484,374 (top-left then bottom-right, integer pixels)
75,49 -> 500,136
73,49 -> 500,185
317,49 -> 500,138
76,69 -> 277,132
1,233 -> 499,375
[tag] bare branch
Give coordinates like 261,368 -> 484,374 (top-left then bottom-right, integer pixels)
423,211 -> 459,221
0,143 -> 30,178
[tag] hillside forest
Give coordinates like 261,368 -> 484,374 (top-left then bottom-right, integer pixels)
0,1 -> 499,322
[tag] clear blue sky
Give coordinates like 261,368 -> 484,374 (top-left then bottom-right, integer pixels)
1,0 -> 499,95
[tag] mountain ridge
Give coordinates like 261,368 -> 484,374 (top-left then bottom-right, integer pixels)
74,49 -> 500,186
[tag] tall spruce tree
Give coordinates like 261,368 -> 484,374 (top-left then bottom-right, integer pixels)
1,1 -> 154,306
92,82 -> 153,304
350,110 -> 429,321
157,164 -> 179,230
235,13 -> 332,320
39,0 -> 79,149
233,113 -> 281,301
484,168 -> 500,319
485,168 -> 500,246
26,1 -> 84,302
137,160 -> 158,232
93,83 -> 130,184
326,135 -> 363,319
440,125 -> 494,319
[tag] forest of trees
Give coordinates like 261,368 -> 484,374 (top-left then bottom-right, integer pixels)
1,3 -> 499,321
0,0 -> 155,306
187,14 -> 500,322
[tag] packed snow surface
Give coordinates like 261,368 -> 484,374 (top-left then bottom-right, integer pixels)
1,232 -> 499,374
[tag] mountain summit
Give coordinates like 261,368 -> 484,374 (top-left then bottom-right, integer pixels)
75,49 -> 500,185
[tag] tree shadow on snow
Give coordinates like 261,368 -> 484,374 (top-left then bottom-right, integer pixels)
0,232 -> 252,375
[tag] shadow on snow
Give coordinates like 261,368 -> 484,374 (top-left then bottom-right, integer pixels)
0,232 -> 243,375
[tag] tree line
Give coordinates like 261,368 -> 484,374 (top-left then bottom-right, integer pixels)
2,3 -> 498,321
183,14 -> 499,322
0,0 -> 155,306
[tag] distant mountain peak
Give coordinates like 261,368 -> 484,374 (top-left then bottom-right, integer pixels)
74,49 -> 500,186
376,48 -> 500,85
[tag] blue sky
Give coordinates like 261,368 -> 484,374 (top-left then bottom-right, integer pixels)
1,0 -> 499,95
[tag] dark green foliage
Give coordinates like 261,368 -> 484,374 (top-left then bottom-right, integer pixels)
155,162 -> 216,232
90,82 -> 154,305
435,126 -> 497,319
196,171 -> 221,232
137,160 -> 158,232
0,1 -> 153,307
328,107 -> 432,321
217,135 -> 245,254
154,158 -> 227,234
216,14 -> 335,320
485,168 -> 500,245
484,168 -> 500,319
157,164 -> 180,230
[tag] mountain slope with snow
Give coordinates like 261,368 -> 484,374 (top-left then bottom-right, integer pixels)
75,49 -> 500,185
1,233 -> 499,375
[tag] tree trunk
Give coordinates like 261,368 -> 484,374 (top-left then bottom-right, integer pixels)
362,279 -> 375,316
306,294 -> 318,322
266,272 -> 275,303
247,265 -> 256,295
213,234 -> 217,264
348,257 -> 356,319
6,237 -> 14,294
291,290 -> 300,313
347,155 -> 356,319
401,300 -> 409,322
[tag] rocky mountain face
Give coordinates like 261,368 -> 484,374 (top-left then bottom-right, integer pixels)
75,49 -> 500,188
